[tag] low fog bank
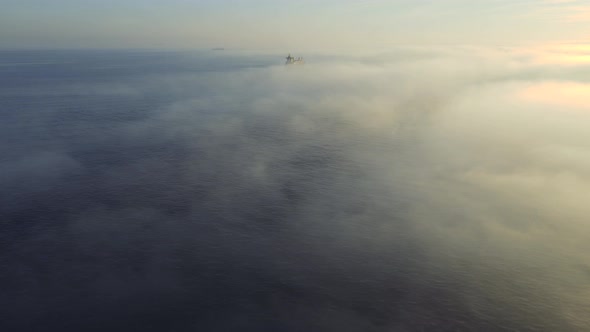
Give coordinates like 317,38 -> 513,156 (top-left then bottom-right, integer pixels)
1,46 -> 590,331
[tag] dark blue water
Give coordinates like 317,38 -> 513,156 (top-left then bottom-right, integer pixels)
0,50 -> 579,331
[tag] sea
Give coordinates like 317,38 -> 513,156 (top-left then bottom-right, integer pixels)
0,49 -> 586,331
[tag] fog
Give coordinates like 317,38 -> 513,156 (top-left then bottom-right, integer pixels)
1,46 -> 590,331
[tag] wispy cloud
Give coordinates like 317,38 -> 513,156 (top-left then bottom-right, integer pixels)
519,81 -> 590,110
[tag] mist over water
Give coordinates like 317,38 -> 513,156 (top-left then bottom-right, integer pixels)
1,48 -> 590,331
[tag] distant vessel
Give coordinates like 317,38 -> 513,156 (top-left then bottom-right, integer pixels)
285,54 -> 305,65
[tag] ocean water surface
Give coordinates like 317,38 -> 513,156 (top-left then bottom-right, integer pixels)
1,49 -> 590,331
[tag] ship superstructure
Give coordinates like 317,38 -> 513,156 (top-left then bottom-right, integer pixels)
285,54 -> 305,65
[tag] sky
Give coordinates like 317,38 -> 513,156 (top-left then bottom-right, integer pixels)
1,0 -> 590,50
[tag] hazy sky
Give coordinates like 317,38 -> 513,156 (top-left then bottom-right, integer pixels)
1,0 -> 590,50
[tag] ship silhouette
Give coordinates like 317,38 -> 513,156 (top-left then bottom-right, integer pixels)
285,54 -> 305,65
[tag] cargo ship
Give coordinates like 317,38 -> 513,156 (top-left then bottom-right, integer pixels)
285,54 -> 305,65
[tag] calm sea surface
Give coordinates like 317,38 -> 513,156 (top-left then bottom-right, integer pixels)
0,50 -> 585,331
